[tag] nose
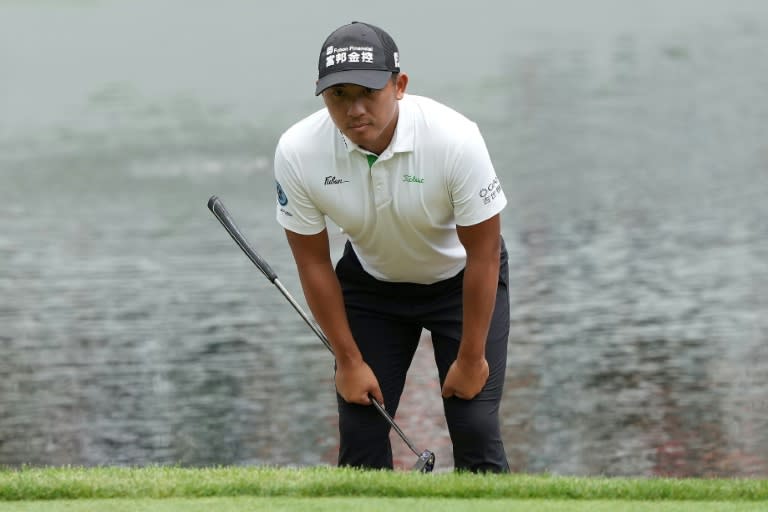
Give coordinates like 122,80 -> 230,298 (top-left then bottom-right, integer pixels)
347,97 -> 366,118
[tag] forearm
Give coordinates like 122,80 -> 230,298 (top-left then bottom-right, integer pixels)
285,229 -> 361,366
296,261 -> 361,364
441,227 -> 500,399
459,249 -> 500,361
285,230 -> 382,405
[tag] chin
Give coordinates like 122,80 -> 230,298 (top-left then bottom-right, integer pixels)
345,132 -> 373,148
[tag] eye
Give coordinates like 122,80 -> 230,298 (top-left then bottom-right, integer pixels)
331,88 -> 346,98
364,88 -> 375,95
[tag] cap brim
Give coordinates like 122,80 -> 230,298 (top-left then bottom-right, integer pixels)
315,69 -> 392,96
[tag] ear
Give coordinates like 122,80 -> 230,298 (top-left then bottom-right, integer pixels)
395,72 -> 409,100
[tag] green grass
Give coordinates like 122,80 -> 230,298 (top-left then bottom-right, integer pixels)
0,466 -> 766,511
1,497 -> 767,512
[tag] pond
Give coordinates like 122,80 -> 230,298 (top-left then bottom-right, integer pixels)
1,0 -> 767,475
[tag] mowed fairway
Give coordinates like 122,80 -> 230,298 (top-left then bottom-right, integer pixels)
1,467 -> 766,511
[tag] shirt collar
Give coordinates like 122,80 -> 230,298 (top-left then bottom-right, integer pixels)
337,94 -> 415,158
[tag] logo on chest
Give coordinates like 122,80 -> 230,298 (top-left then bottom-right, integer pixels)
402,174 -> 424,184
324,176 -> 350,185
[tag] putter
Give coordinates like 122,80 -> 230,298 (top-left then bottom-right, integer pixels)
208,195 -> 435,473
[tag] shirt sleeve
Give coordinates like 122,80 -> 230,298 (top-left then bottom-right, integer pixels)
274,138 -> 327,235
448,123 -> 507,226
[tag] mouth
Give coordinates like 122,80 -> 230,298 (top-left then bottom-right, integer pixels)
347,123 -> 371,134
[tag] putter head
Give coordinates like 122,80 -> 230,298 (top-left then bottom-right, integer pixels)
412,450 -> 436,473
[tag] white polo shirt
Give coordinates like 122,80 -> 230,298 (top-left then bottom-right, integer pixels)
274,94 -> 506,284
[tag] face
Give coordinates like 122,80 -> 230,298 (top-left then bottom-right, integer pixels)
321,73 -> 408,155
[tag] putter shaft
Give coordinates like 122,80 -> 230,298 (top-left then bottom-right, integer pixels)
208,195 -> 435,472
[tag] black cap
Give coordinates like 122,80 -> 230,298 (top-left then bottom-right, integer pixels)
315,21 -> 400,96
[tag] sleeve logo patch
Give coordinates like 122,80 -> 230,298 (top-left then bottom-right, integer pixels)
276,181 -> 288,206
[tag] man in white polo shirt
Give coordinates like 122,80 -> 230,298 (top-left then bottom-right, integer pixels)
274,21 -> 510,472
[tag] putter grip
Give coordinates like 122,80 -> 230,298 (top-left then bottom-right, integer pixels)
208,195 -> 278,282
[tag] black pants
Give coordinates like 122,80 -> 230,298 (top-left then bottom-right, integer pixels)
334,239 -> 510,472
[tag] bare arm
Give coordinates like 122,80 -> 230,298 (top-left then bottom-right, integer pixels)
284,229 -> 383,405
441,214 -> 502,399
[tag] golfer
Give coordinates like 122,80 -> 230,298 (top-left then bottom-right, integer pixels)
274,21 -> 510,472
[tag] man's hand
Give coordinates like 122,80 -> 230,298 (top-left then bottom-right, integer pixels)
335,359 -> 384,406
441,357 -> 489,400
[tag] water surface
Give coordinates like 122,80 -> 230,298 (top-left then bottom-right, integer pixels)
1,0 -> 767,475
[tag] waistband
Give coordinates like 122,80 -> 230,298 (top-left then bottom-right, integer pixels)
335,237 -> 508,299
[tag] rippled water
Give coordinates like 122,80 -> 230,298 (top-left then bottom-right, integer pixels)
1,0 -> 767,475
